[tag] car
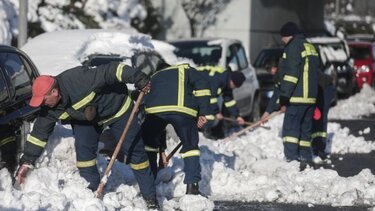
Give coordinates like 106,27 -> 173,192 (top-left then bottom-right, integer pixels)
348,41 -> 375,90
168,38 -> 261,121
0,45 -> 40,163
307,37 -> 355,98
0,45 -> 39,126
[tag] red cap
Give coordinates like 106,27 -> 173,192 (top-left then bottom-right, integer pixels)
29,75 -> 55,107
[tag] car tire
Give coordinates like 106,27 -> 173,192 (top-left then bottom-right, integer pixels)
249,95 -> 261,122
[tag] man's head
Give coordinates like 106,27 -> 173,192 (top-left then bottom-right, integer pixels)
229,71 -> 246,89
280,21 -> 299,45
29,75 -> 61,108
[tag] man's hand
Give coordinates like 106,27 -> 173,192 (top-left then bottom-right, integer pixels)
197,116 -> 207,128
215,113 -> 223,120
141,82 -> 151,94
159,152 -> 169,168
134,71 -> 150,90
15,163 -> 33,185
260,112 -> 270,124
280,106 -> 286,113
236,116 -> 245,125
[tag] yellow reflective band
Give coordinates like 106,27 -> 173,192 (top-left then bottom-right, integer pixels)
59,112 -> 69,120
224,100 -> 236,107
181,150 -> 200,158
99,96 -> 132,125
311,132 -> 327,138
283,136 -> 298,144
27,135 -> 47,148
289,97 -> 316,104
76,159 -> 97,168
205,115 -> 215,120
283,75 -> 298,84
282,53 -> 286,59
116,63 -> 125,82
145,146 -> 159,152
72,92 -> 96,110
178,65 -> 186,106
0,136 -> 16,147
299,140 -> 311,147
210,98 -> 218,104
59,92 -> 96,120
196,66 -> 225,76
301,43 -> 318,58
130,160 -> 149,170
145,105 -> 198,117
217,88 -> 222,95
303,57 -> 309,98
193,89 -> 211,97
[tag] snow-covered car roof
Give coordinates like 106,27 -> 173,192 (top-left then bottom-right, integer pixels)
21,29 -> 177,76
306,36 -> 344,44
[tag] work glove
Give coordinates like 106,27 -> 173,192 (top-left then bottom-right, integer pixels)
313,107 -> 321,120
133,71 -> 150,90
14,161 -> 34,185
279,96 -> 290,107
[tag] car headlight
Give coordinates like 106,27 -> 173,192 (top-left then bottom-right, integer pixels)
355,65 -> 370,73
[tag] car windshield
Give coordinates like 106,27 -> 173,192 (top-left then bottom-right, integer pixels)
349,46 -> 371,60
173,44 -> 222,66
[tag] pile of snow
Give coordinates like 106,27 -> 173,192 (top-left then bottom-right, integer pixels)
329,84 -> 375,120
0,0 -> 17,45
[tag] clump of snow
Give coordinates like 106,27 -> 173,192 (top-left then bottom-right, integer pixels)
329,84 -> 375,120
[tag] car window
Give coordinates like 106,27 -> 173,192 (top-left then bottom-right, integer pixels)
229,44 -> 248,71
174,45 -> 222,66
373,45 -> 375,60
0,68 -> 9,104
349,46 -> 371,60
227,46 -> 239,71
0,52 -> 32,100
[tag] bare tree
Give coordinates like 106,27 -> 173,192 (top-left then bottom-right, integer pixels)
180,0 -> 232,37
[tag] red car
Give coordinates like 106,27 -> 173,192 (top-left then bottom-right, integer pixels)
348,41 -> 375,89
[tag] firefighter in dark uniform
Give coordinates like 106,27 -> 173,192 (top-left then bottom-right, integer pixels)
278,22 -> 318,167
141,62 -> 211,195
15,62 -> 158,208
198,66 -> 246,138
0,124 -> 18,175
312,71 -> 335,161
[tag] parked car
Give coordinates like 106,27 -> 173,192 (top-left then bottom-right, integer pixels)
348,41 -> 375,90
168,38 -> 260,121
307,37 -> 355,97
0,45 -> 40,164
0,45 -> 39,126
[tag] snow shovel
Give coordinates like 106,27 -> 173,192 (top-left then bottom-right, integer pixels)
222,116 -> 271,130
95,91 -> 145,198
223,111 -> 282,141
166,142 -> 182,162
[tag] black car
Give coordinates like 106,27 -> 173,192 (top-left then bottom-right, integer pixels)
0,45 -> 40,154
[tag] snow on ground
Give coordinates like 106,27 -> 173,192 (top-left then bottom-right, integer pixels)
3,28 -> 375,210
1,88 -> 375,210
329,84 -> 375,120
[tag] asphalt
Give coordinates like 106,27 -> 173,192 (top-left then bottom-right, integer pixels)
214,115 -> 375,211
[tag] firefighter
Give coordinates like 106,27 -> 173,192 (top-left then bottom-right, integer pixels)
200,67 -> 246,139
15,62 -> 158,208
312,71 -> 336,161
277,22 -> 319,169
0,124 -> 18,175
141,62 -> 211,195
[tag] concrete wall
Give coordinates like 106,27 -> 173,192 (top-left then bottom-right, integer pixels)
249,0 -> 325,62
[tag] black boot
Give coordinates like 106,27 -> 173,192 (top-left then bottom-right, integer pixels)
186,182 -> 200,195
144,197 -> 159,210
299,160 -> 315,171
